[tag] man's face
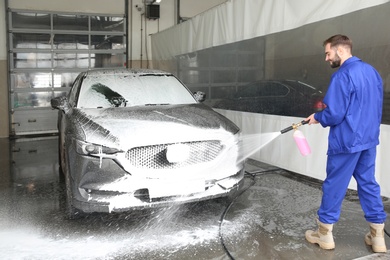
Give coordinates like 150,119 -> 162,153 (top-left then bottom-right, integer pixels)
324,43 -> 341,68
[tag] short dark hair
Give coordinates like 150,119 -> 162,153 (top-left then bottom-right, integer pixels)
323,34 -> 352,51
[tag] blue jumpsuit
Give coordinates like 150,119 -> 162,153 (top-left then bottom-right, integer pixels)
314,56 -> 387,224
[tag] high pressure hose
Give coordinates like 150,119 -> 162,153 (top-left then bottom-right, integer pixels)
219,169 -> 280,260
219,175 -> 255,260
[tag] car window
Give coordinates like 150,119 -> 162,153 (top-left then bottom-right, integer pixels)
261,83 -> 289,96
238,81 -> 289,97
283,80 -> 318,95
76,74 -> 197,108
237,82 -> 269,97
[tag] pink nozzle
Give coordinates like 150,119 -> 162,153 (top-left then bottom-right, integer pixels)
293,130 -> 311,156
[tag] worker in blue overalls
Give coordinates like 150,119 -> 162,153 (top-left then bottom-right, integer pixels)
305,34 -> 387,252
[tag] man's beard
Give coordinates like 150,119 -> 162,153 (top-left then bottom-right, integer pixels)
330,54 -> 341,68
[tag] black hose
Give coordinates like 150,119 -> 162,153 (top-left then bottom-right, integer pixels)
385,228 -> 390,237
218,169 -> 279,259
219,175 -> 255,260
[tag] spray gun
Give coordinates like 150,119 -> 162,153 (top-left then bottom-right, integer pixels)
280,120 -> 311,156
280,120 -> 309,134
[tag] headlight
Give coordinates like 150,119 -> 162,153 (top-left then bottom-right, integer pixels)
75,139 -> 123,157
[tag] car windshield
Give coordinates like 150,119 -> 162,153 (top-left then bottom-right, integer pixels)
77,74 -> 197,108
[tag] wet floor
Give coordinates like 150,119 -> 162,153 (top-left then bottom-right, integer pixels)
0,136 -> 389,260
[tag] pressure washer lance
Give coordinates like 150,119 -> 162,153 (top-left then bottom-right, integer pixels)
280,120 -> 311,156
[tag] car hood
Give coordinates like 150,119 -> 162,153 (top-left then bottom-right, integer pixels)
69,104 -> 239,148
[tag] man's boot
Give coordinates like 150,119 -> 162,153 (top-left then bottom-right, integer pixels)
365,223 -> 387,253
305,219 -> 335,250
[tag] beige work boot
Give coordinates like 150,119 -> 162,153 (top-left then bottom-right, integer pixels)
305,219 -> 335,250
365,223 -> 387,253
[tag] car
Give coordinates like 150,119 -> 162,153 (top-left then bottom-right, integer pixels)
206,80 -> 326,117
51,68 -> 244,218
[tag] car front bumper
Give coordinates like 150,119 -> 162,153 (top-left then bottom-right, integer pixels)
73,167 -> 245,213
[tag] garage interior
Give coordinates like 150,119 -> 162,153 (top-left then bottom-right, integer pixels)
1,0 -> 390,259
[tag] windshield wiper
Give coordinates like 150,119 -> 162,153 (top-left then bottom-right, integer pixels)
145,103 -> 170,106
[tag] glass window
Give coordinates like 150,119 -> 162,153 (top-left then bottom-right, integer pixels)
53,34 -> 89,49
54,52 -> 90,69
91,16 -> 124,32
8,10 -> 127,112
53,14 -> 89,31
92,35 -> 126,50
12,13 -> 50,29
55,73 -> 80,88
91,53 -> 125,68
12,72 -> 55,89
12,33 -> 52,49
13,91 -> 53,108
13,52 -> 52,69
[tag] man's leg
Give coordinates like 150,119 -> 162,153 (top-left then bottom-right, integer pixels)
306,152 -> 359,249
353,147 -> 387,253
317,152 -> 359,224
353,147 -> 386,223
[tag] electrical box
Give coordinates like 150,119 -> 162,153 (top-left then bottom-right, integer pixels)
147,4 -> 160,19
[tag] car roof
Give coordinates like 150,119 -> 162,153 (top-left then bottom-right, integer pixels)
83,68 -> 173,77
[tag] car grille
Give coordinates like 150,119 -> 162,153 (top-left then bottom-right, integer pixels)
125,140 -> 223,169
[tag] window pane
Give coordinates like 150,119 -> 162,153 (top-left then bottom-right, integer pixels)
12,33 -> 52,49
14,53 -> 52,69
53,14 -> 89,31
13,73 -> 57,89
13,91 -> 53,108
12,12 -> 50,29
92,35 -> 126,50
54,73 -> 79,88
91,16 -> 124,32
54,52 -> 90,68
91,53 -> 125,68
53,34 -> 89,49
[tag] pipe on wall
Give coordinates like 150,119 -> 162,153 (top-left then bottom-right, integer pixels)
126,0 -> 131,68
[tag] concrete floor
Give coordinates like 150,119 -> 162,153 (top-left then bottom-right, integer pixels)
0,136 -> 389,260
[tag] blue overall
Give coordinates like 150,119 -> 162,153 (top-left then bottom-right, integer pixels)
314,56 -> 387,224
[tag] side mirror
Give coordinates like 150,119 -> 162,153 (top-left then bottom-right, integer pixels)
193,91 -> 206,102
51,96 -> 70,113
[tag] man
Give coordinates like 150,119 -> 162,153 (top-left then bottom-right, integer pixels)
305,34 -> 387,252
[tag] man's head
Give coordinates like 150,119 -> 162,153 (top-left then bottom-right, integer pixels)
323,34 -> 353,68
